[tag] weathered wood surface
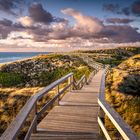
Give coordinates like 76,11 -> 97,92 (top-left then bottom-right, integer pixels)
30,70 -> 104,140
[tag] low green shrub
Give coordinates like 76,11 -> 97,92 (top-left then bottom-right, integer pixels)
0,72 -> 24,87
40,66 -> 91,86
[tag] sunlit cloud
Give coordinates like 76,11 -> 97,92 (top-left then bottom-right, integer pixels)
61,8 -> 103,33
17,16 -> 33,27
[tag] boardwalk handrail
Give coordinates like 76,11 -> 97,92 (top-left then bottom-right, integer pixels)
0,70 -> 98,140
98,67 -> 140,140
73,75 -> 87,89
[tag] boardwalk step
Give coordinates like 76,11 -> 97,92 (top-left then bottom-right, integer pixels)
30,132 -> 103,140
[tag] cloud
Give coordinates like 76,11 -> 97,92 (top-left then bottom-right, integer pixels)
103,1 -> 140,17
0,0 -> 16,15
32,8 -> 104,41
103,3 -> 119,13
0,18 -> 12,26
122,7 -> 130,16
17,16 -> 33,27
29,3 -> 54,24
0,18 -> 14,38
26,3 -> 66,25
102,25 -> 140,43
0,0 -> 24,16
103,3 -> 131,16
61,8 -> 103,33
47,21 -> 70,40
0,36 -> 140,52
0,18 -> 27,38
106,18 -> 134,24
7,31 -> 33,40
132,0 -> 140,16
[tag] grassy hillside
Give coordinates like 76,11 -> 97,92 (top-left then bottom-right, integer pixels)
0,54 -> 92,87
105,54 -> 140,138
75,47 -> 140,67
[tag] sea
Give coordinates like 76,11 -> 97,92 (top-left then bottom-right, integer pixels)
0,52 -> 50,63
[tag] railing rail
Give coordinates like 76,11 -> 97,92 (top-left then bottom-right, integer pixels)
0,69 -> 99,140
98,67 -> 140,140
73,75 -> 87,89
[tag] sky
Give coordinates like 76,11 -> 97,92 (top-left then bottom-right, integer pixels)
0,0 -> 140,52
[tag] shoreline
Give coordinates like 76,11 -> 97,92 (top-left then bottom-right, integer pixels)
0,52 -> 52,66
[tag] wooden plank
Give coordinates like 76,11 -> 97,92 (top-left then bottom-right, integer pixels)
37,83 -> 72,117
30,131 -> 102,140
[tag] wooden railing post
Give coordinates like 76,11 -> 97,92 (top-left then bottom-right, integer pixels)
71,75 -> 74,90
85,77 -> 87,85
56,84 -> 60,105
98,106 -> 105,137
32,104 -> 37,133
98,107 -> 105,125
68,75 -> 73,91
79,82 -> 81,89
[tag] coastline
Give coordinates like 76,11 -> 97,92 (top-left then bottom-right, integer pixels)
0,52 -> 51,65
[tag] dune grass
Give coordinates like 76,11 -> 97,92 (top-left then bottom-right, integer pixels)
105,55 -> 140,138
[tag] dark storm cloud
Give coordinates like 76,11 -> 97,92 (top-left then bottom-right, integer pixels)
0,0 -> 23,16
0,18 -> 35,38
27,26 -> 52,41
103,3 -> 120,13
103,1 -> 140,17
106,18 -> 134,24
53,17 -> 67,23
122,7 -> 130,16
0,18 -> 19,38
28,3 -> 66,24
0,18 -> 12,26
29,3 -> 54,23
102,25 -> 140,43
0,18 -> 14,38
132,0 -> 140,16
103,3 -> 130,16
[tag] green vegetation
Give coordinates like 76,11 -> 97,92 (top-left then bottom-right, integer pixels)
0,54 -> 92,87
0,72 -> 24,87
76,47 -> 140,67
40,66 -> 91,86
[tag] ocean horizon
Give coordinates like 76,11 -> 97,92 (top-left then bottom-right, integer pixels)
0,52 -> 50,63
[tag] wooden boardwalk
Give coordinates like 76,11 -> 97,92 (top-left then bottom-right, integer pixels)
30,70 -> 103,140
1,67 -> 138,140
